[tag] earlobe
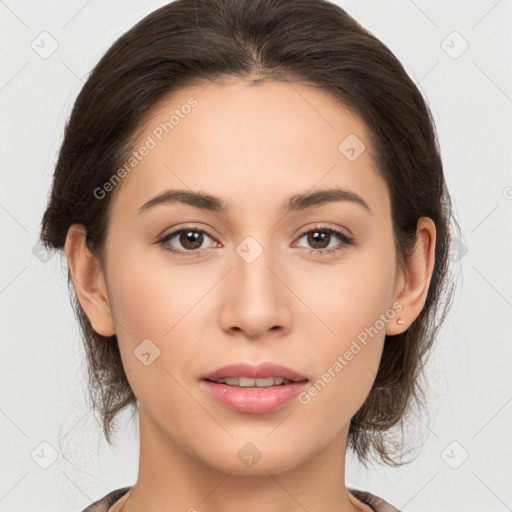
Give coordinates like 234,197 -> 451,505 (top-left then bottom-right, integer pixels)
386,217 -> 437,336
64,224 -> 116,337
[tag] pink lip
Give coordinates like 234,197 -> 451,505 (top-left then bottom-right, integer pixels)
200,362 -> 308,382
199,380 -> 309,414
200,362 -> 309,414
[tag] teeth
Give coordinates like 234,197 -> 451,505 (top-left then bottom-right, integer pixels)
214,376 -> 291,387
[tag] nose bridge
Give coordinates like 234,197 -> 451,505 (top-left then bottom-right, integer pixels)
234,233 -> 281,303
219,232 -> 290,336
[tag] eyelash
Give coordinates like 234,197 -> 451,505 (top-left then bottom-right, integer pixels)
156,224 -> 355,258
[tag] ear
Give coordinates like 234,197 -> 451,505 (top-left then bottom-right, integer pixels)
386,216 -> 437,336
64,224 -> 116,337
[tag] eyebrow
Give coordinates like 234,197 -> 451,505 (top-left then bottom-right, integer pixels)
137,187 -> 372,216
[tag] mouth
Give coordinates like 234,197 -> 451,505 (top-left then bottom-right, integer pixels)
200,362 -> 309,414
203,376 -> 307,387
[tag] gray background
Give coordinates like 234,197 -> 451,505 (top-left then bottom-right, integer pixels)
1,1 -> 511,511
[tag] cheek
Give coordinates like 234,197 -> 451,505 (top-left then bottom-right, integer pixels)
104,245 -> 201,411
104,236 -> 211,373
106,237 -> 192,338
296,292 -> 390,431
298,245 -> 396,410
300,238 -> 396,343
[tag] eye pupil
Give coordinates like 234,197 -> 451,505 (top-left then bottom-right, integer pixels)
180,230 -> 203,250
308,231 -> 330,249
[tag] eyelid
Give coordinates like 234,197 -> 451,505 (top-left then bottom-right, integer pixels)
295,223 -> 353,241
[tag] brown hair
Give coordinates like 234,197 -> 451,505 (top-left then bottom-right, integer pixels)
40,0 -> 458,467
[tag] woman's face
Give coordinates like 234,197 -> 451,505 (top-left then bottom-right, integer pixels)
95,79 -> 406,474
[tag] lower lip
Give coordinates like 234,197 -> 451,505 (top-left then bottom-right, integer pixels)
200,380 -> 308,414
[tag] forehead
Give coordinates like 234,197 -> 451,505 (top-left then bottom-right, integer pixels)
110,79 -> 390,220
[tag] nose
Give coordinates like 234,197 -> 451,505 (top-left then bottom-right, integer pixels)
218,243 -> 293,340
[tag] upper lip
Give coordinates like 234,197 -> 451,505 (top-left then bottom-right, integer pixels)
201,362 -> 309,382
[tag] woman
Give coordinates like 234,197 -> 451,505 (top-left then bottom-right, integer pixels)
39,0 -> 457,510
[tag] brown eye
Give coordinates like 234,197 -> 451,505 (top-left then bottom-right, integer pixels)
294,226 -> 355,256
158,227 -> 218,255
305,230 -> 332,250
177,230 -> 204,250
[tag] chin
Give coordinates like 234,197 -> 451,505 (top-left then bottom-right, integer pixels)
193,437 -> 310,476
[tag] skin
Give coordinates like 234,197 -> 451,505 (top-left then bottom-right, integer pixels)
64,78 -> 436,512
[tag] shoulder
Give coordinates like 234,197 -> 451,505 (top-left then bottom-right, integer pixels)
349,488 -> 402,512
80,486 -> 132,512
